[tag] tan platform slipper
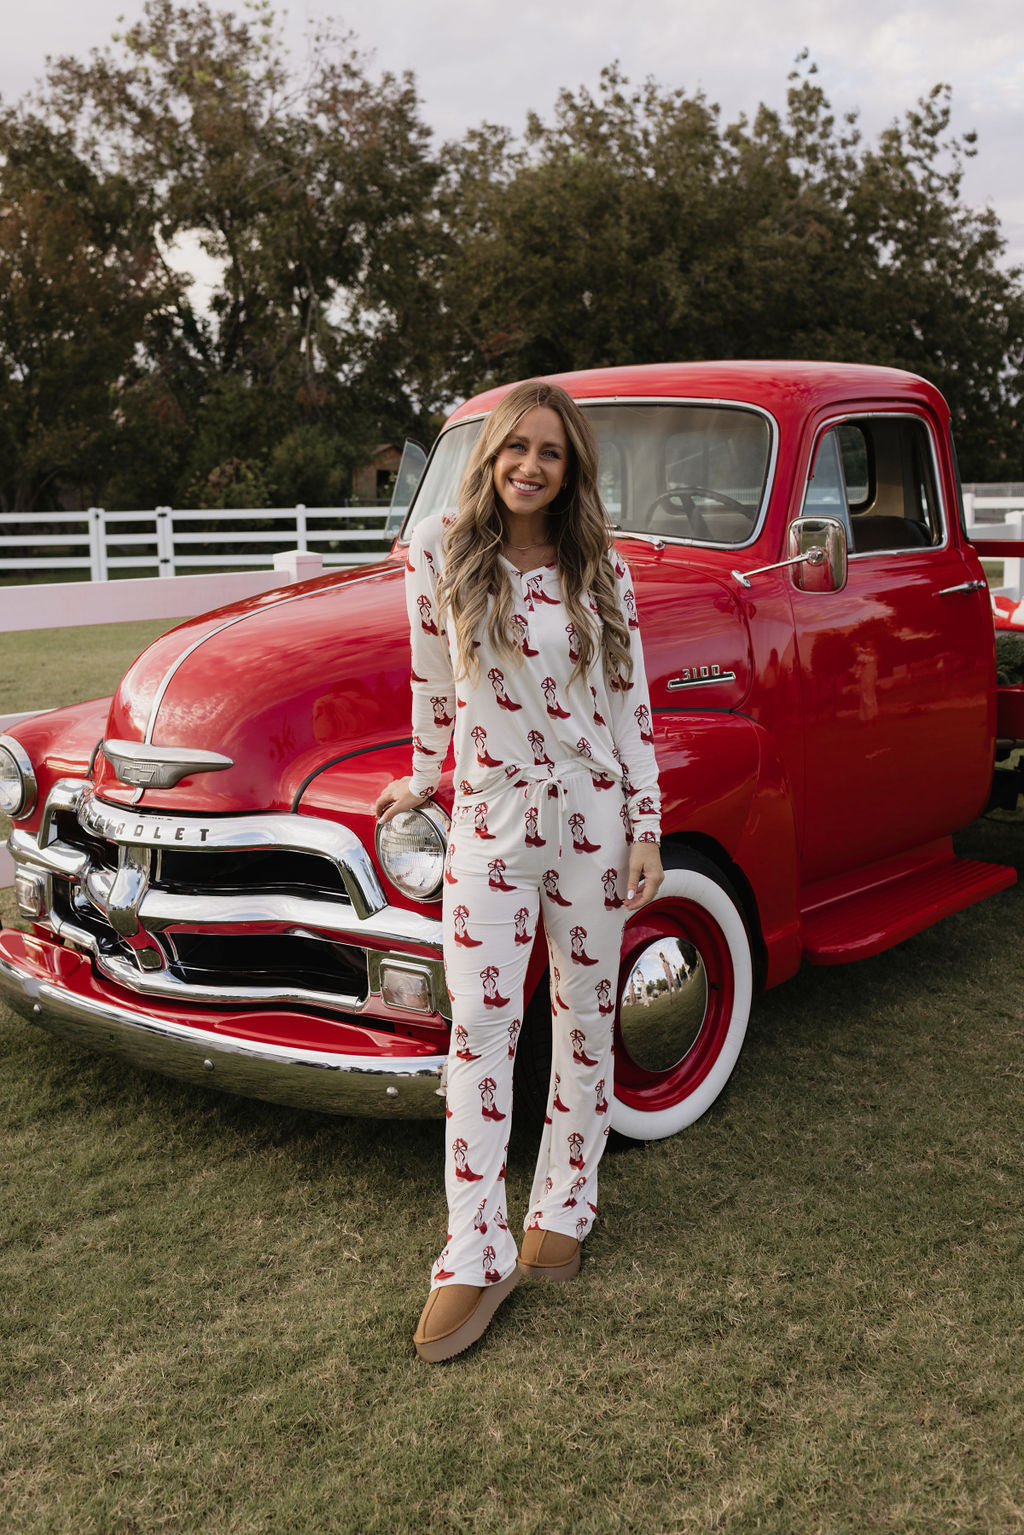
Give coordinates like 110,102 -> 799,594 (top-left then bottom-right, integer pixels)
413,1270 -> 519,1362
517,1228 -> 581,1280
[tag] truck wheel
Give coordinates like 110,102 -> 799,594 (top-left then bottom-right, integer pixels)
611,852 -> 753,1141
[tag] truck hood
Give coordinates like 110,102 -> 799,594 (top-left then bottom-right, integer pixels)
92,545 -> 751,815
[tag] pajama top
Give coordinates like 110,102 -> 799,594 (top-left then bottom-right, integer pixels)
405,514 -> 662,842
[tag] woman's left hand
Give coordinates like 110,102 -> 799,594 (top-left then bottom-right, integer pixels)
624,842 -> 664,911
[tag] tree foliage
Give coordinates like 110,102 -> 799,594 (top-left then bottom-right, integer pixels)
1,15 -> 1023,512
436,58 -> 1024,478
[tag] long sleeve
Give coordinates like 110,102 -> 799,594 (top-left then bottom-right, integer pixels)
405,520 -> 455,797
606,554 -> 662,843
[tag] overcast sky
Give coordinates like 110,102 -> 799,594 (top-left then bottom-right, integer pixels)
4,0 -> 1023,272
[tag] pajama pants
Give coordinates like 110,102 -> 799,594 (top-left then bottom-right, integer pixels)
432,764 -> 630,1290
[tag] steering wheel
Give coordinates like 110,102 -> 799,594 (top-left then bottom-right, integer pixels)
645,485 -> 750,540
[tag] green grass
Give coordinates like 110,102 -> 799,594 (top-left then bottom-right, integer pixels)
1,632 -> 1023,1532
0,617 -> 186,719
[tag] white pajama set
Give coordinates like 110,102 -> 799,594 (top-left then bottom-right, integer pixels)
405,514 -> 662,1290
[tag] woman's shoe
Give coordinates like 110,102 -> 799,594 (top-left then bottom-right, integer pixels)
517,1229 -> 581,1280
413,1270 -> 519,1362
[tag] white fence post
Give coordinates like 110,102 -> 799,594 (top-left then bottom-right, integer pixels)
296,504 -> 307,551
1003,511 -> 1024,604
273,550 -> 323,583
156,507 -> 174,577
88,508 -> 108,582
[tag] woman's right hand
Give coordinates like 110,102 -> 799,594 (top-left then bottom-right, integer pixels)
374,777 -> 430,826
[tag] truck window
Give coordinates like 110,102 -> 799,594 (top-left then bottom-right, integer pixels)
801,416 -> 942,555
402,403 -> 773,546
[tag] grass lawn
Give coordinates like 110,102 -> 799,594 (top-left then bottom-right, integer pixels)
1,628 -> 1023,1532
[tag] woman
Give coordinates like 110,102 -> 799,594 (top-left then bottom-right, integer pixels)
375,380 -> 663,1361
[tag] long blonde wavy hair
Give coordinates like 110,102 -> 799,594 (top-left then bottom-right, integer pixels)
438,380 -> 633,693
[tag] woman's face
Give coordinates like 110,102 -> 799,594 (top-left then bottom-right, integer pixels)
491,405 -> 568,525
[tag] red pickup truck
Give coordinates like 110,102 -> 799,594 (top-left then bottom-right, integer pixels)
1,361 -> 1020,1140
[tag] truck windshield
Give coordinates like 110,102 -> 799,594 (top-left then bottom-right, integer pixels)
401,401 -> 772,547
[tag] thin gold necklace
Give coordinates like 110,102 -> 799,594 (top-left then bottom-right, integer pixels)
504,536 -> 552,552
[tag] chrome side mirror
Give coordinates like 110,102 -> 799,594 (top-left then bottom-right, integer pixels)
788,516 -> 848,593
732,516 -> 848,593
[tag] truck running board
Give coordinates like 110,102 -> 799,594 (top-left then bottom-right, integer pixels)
801,854 -> 1016,965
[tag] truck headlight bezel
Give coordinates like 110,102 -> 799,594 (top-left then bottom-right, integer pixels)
374,800 -> 450,902
0,736 -> 37,819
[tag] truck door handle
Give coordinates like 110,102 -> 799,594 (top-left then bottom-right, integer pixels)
938,580 -> 986,596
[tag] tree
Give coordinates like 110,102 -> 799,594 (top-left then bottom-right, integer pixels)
5,0 -> 442,510
437,59 -> 1024,479
0,112 -> 181,514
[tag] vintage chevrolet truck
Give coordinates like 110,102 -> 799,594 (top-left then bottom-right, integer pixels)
2,361 -> 1021,1140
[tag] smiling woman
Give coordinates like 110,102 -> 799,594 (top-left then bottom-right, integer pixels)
375,379 -> 664,1361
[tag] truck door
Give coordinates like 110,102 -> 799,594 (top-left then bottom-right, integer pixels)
790,408 -> 993,884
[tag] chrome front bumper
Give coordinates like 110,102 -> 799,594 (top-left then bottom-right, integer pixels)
0,942 -> 447,1118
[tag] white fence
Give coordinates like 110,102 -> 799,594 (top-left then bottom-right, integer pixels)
0,504 -> 397,581
962,493 -> 1024,604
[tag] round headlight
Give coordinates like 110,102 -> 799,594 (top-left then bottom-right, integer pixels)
375,802 -> 450,901
0,736 -> 37,818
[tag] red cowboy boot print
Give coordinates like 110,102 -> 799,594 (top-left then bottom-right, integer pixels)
601,869 -> 623,909
494,1206 -> 509,1231
525,573 -> 560,610
543,868 -> 572,907
482,1246 -> 503,1284
576,735 -> 593,759
417,594 -> 438,635
529,730 -> 555,769
474,802 -> 496,840
550,963 -> 569,1012
523,806 -> 546,847
412,732 -> 435,757
596,978 -> 615,1016
552,1073 -> 569,1113
499,1143 -> 508,1180
595,1078 -> 609,1114
431,695 -> 454,728
565,621 -> 580,663
488,667 -> 522,711
590,686 -> 607,727
526,1210 -> 544,1231
471,725 -> 503,767
443,842 -> 458,885
624,588 -> 639,629
479,1075 -> 506,1121
590,766 -> 616,790
571,1028 -> 598,1066
635,794 -> 657,817
570,924 -> 598,965
454,1024 -> 480,1061
507,1017 -> 522,1058
569,810 -> 601,854
634,703 -> 655,744
452,904 -> 483,947
620,803 -> 634,843
513,906 -> 532,945
452,1137 -> 483,1182
488,857 -> 517,892
542,676 -> 571,720
473,1198 -> 488,1235
481,965 -> 510,1008
568,1131 -> 585,1171
563,1175 -> 587,1208
433,1249 -> 456,1282
544,1176 -> 553,1196
576,1216 -> 589,1240
637,829 -> 659,843
511,613 -> 538,657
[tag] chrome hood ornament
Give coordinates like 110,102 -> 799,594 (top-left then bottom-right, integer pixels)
101,739 -> 234,789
